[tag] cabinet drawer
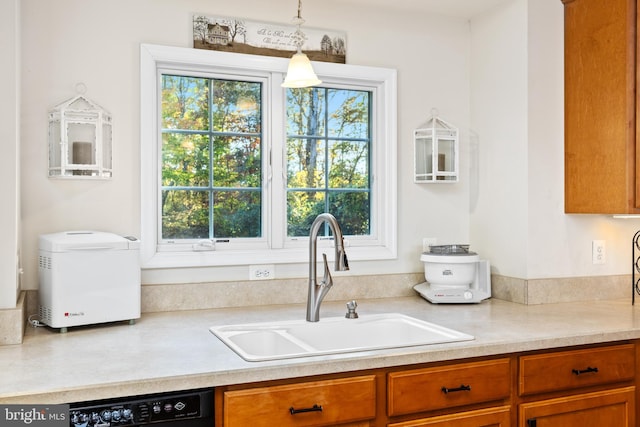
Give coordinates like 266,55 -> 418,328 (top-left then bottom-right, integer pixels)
388,405 -> 511,427
519,344 -> 635,396
387,358 -> 511,417
223,375 -> 376,427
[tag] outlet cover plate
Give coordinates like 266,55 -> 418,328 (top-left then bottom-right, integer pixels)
592,240 -> 606,265
249,264 -> 275,280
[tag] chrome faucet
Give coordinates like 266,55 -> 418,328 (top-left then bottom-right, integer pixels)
307,213 -> 349,322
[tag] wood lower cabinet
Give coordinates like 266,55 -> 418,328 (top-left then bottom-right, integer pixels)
222,375 -> 376,427
519,387 -> 635,427
518,343 -> 636,427
216,342 -> 637,427
388,359 -> 511,416
519,344 -> 636,396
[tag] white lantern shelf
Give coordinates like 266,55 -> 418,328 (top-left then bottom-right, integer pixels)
48,94 -> 112,179
413,113 -> 459,183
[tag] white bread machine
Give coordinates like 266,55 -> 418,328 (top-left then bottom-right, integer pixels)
38,231 -> 141,331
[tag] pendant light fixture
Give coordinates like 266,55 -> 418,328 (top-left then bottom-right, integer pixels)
282,0 -> 322,88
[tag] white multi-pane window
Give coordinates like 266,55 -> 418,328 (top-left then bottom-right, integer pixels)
140,44 -> 396,269
286,87 -> 371,238
161,75 -> 264,241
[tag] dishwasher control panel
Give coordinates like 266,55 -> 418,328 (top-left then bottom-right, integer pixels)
69,388 -> 213,426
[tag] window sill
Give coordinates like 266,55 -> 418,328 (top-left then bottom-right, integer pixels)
141,245 -> 397,270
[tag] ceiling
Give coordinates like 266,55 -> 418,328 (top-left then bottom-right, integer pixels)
337,0 -> 510,19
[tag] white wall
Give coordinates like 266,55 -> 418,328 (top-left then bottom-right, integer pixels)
19,0 -> 471,289
469,0 -> 529,279
17,0 -> 640,298
0,0 -> 21,309
470,0 -> 640,280
524,0 -> 640,279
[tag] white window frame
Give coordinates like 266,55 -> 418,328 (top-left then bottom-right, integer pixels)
140,43 -> 397,269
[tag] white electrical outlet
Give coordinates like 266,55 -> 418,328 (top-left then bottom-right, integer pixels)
592,240 -> 606,265
249,264 -> 275,280
422,237 -> 437,252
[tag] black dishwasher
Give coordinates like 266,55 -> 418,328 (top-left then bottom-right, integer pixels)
68,388 -> 214,427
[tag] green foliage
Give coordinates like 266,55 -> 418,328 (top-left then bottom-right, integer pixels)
286,87 -> 371,237
160,74 -> 371,241
161,75 -> 262,239
213,191 -> 261,237
162,190 -> 209,239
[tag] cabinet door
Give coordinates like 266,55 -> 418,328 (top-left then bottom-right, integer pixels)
519,386 -> 635,427
563,0 -> 639,213
388,405 -> 510,427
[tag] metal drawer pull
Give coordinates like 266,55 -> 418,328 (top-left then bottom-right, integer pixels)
441,384 -> 471,394
289,404 -> 323,415
572,366 -> 599,375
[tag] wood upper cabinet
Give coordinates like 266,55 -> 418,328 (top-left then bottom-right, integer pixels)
562,0 -> 640,213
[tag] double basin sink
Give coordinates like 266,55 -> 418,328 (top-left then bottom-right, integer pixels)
210,313 -> 474,361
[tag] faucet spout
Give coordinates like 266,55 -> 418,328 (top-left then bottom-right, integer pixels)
307,213 -> 349,322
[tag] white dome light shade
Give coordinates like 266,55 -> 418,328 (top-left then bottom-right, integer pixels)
282,52 -> 322,88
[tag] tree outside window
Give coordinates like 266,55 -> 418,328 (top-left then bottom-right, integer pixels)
286,87 -> 371,237
161,75 -> 262,240
160,75 -> 371,242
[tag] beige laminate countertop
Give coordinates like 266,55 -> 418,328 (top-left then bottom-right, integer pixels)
2,296 -> 640,404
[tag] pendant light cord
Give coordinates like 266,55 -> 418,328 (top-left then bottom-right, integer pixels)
291,0 -> 306,52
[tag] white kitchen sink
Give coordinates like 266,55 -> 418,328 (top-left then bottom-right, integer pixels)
210,313 -> 474,361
